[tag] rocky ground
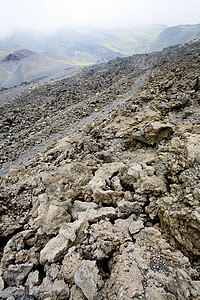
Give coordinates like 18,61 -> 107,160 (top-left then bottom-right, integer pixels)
0,41 -> 200,299
0,52 -> 152,173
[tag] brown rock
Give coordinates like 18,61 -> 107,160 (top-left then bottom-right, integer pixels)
105,227 -> 199,299
74,260 -> 103,300
30,194 -> 71,235
61,246 -> 83,284
80,220 -> 123,260
40,219 -> 88,264
87,162 -> 124,205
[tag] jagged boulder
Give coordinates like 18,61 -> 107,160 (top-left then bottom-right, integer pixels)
87,162 -> 124,205
132,121 -> 174,145
70,200 -> 117,222
40,219 -> 89,264
120,162 -> 167,196
74,260 -> 103,300
61,246 -> 83,284
29,193 -> 71,235
80,220 -> 123,260
104,228 -> 199,300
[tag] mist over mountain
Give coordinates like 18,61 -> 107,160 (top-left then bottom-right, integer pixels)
150,23 -> 200,51
0,25 -> 163,88
0,25 -> 167,54
0,23 -> 199,89
1,23 -> 199,58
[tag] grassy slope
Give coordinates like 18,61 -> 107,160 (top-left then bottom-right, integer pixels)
98,27 -> 166,55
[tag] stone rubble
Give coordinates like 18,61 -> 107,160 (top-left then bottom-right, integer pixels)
0,41 -> 200,299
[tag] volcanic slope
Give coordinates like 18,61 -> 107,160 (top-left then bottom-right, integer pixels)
0,42 -> 199,174
0,41 -> 200,299
0,51 -> 154,173
0,49 -> 73,89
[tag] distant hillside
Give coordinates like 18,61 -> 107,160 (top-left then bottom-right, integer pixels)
2,49 -> 33,62
0,25 -> 167,63
0,49 -> 73,88
86,24 -> 168,55
1,25 -> 200,63
0,24 -> 200,88
0,26 -> 167,88
0,30 -> 123,65
150,23 -> 200,51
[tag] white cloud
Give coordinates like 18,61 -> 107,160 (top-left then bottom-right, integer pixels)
48,0 -> 135,26
0,0 -> 199,37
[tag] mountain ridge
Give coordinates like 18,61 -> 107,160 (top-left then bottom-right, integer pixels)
0,23 -> 200,89
150,23 -> 200,51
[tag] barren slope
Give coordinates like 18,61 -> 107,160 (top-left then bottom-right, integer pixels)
0,41 -> 200,299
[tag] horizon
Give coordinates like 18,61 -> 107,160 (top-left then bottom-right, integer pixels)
0,0 -> 199,38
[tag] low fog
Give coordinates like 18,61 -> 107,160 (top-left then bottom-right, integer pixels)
0,0 -> 199,38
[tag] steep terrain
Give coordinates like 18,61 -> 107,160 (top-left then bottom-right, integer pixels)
0,26 -> 165,88
1,24 -> 200,90
0,49 -> 76,89
2,50 -> 34,62
151,23 -> 200,51
0,41 -> 200,299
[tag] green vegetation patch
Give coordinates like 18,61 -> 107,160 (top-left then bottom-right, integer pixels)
98,27 -> 165,55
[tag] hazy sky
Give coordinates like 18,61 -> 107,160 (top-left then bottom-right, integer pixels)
0,0 -> 200,37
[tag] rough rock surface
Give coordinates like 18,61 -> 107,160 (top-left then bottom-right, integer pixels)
74,260 -> 103,300
0,41 -> 200,299
2,49 -> 34,62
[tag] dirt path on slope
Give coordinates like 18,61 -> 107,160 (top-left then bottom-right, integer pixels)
0,70 -> 150,177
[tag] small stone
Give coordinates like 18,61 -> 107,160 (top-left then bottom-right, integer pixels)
143,154 -> 155,165
53,279 -> 70,298
129,219 -> 144,235
40,219 -> 88,264
25,270 -> 40,291
0,275 -> 4,291
193,188 -> 200,200
74,260 -> 103,300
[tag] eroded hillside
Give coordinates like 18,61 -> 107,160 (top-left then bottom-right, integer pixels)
0,41 -> 200,299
